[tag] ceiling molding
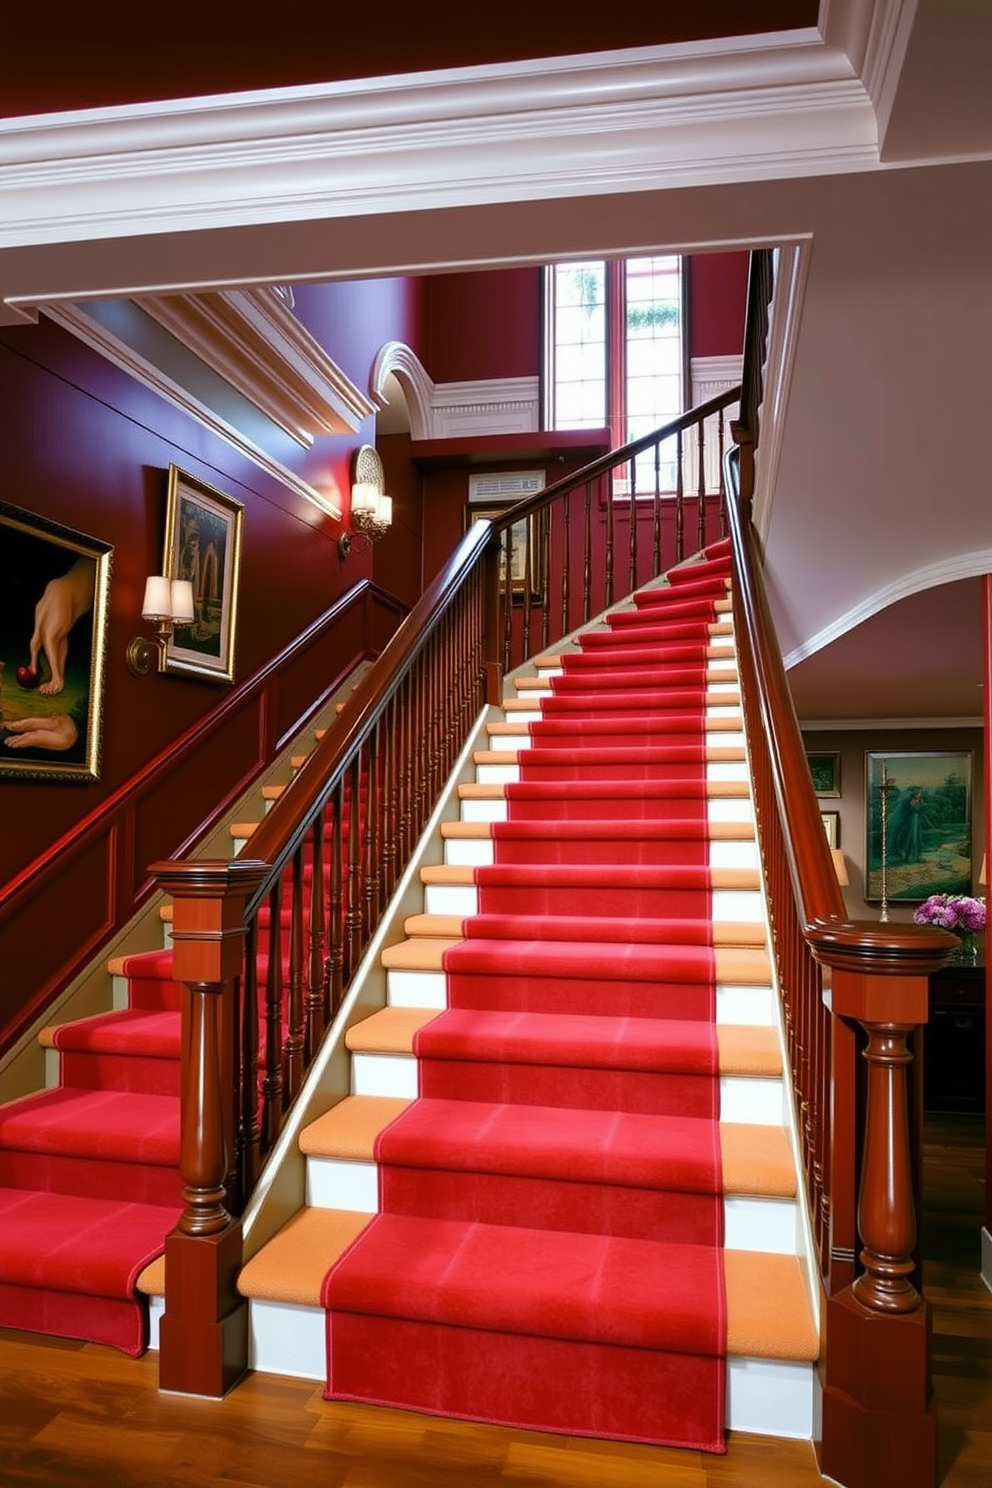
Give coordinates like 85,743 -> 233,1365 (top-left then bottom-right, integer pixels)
137,287 -> 375,443
799,715 -> 984,731
40,300 -> 342,518
370,341 -> 435,442
0,30 -> 878,286
783,548 -> 992,670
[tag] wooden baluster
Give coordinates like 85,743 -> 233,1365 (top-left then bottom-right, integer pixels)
305,810 -> 327,1060
364,723 -> 380,935
151,857 -> 266,1399
581,484 -> 592,625
381,694 -> 398,908
262,879 -> 284,1148
675,428 -> 685,565
628,454 -> 637,596
651,440 -> 662,579
560,492 -> 571,638
345,754 -> 362,971
604,466 -> 615,609
284,843 -> 305,1103
696,416 -> 707,552
328,781 -> 345,1018
501,529 -> 513,675
239,918 -> 261,1200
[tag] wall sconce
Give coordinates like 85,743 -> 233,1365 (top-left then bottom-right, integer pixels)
339,444 -> 393,559
126,576 -> 195,675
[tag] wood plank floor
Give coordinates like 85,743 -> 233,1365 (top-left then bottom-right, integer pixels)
1,1114 -> 989,1487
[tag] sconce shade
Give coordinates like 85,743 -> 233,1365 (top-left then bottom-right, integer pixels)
170,579 -> 195,624
980,853 -> 987,888
141,575 -> 173,621
830,848 -> 850,887
351,481 -> 378,516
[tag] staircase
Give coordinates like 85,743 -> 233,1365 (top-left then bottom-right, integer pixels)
231,540 -> 820,1445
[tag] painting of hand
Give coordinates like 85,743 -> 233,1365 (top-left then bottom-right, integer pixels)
4,712 -> 79,751
28,557 -> 95,695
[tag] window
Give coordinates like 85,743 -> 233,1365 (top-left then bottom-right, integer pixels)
544,256 -> 685,491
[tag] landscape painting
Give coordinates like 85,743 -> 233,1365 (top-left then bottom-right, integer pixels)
865,750 -> 972,903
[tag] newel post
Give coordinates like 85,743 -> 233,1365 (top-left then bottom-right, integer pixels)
152,857 -> 267,1398
817,953 -> 943,1488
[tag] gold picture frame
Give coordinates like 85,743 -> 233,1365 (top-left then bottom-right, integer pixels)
0,502 -> 112,782
466,503 -> 542,601
162,466 -> 243,682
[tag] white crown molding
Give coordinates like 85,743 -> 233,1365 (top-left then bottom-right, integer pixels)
41,300 -> 341,518
690,354 -> 743,392
432,376 -> 540,438
138,287 -> 374,444
0,29 -> 878,297
783,548 -> 992,669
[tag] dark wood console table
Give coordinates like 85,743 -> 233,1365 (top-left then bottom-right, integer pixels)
924,961 -> 987,1114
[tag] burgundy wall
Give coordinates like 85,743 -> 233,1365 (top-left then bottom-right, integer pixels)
0,309 -> 383,888
424,269 -> 542,383
688,252 -> 749,358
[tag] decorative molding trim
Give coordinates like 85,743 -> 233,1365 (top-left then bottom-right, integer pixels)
368,348 -> 540,441
752,239 -> 813,545
783,548 -> 992,669
370,342 -> 434,442
138,287 -> 374,443
799,715 -> 985,731
690,354 -> 743,398
0,27 -> 881,291
41,300 -> 342,518
432,376 -> 540,438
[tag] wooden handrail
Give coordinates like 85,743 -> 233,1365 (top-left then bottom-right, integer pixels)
725,248 -> 953,1488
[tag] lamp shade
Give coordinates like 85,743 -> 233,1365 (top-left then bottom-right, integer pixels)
830,848 -> 850,887
170,579 -> 195,623
980,853 -> 987,888
141,575 -> 173,621
351,482 -> 378,516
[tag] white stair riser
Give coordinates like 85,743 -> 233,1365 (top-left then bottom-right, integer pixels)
241,1297 -> 815,1440
459,798 -> 755,825
490,727 -> 746,752
304,1156 -> 798,1259
442,838 -> 759,869
474,758 -> 751,786
422,884 -> 765,921
386,970 -> 776,1025
349,1049 -> 783,1126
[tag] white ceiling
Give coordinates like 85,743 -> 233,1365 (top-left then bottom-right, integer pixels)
0,0 -> 988,725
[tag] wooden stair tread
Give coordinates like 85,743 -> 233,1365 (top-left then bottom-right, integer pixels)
298,1094 -> 793,1195
235,1201 -> 818,1363
440,818 -> 754,840
419,863 -> 763,889
401,912 -> 767,946
339,1007 -> 781,1077
237,1207 -> 370,1306
472,744 -> 747,765
458,780 -> 750,799
381,937 -> 771,983
487,715 -> 743,736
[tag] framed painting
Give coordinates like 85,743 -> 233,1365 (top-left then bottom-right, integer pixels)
865,750 -> 973,903
807,751 -> 841,797
466,503 -> 542,601
821,811 -> 840,849
0,502 -> 112,782
162,466 -> 243,682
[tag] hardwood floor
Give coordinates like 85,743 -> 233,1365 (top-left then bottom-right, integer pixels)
1,1114 -> 989,1488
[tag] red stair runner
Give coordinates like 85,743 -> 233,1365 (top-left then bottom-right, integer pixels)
322,543 -> 735,1452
